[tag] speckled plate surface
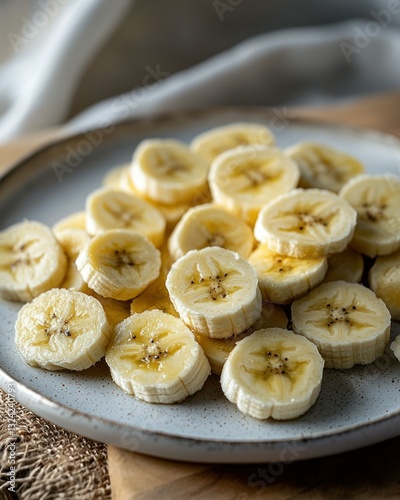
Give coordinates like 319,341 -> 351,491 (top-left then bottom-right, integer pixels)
0,109 -> 399,463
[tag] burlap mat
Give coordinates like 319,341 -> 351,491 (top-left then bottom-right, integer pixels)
0,389 -> 110,500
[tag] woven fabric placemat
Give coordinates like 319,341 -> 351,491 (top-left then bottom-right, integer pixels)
0,389 -> 111,500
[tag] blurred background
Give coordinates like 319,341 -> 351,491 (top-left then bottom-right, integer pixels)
0,0 -> 400,142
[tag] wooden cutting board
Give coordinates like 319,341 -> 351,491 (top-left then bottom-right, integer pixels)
1,92 -> 400,499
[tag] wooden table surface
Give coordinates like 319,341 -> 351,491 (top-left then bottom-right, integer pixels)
1,92 -> 400,499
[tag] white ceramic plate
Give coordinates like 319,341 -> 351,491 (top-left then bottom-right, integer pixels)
1,109 -> 399,463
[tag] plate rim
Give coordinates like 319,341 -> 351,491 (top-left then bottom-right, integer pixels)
1,106 -> 400,459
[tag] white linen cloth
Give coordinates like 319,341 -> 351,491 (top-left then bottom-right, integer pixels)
0,0 -> 399,142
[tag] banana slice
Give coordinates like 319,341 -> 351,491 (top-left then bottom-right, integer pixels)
103,164 -> 130,189
191,122 -> 275,164
52,211 -> 86,233
369,249 -> 400,321
196,303 -> 288,375
248,244 -> 327,304
291,281 -> 391,369
286,142 -> 364,193
15,289 -> 110,371
0,220 -> 67,302
105,310 -> 211,403
254,188 -> 357,258
166,247 -> 262,338
168,203 -> 254,261
391,336 -> 400,363
86,187 -> 166,248
130,139 -> 209,204
55,228 -> 91,292
208,145 -> 299,225
324,247 -> 364,283
220,328 -> 324,420
76,229 -> 161,301
339,174 -> 400,257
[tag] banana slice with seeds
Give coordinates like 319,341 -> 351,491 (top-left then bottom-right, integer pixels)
248,244 -> 327,304
369,249 -> 400,321
55,228 -> 90,292
324,247 -> 364,284
130,139 -> 209,204
196,303 -> 288,375
166,247 -> 262,338
191,122 -> 275,164
15,288 -> 110,371
76,229 -> 161,301
168,203 -> 254,260
254,188 -> 357,258
220,328 -> 324,420
286,142 -> 364,193
106,310 -> 211,403
86,187 -> 166,248
340,174 -> 400,257
292,281 -> 391,369
0,220 -> 67,302
52,211 -> 86,233
209,145 -> 299,225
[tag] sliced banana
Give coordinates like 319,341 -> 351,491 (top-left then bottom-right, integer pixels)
130,139 -> 209,204
339,174 -> 400,257
168,203 -> 254,261
254,188 -> 357,258
0,220 -> 67,302
324,246 -> 364,284
248,244 -> 327,304
286,142 -> 364,193
55,228 -> 91,292
196,303 -> 288,375
220,328 -> 324,420
369,249 -> 400,321
86,187 -> 166,248
105,310 -> 211,403
166,247 -> 262,338
15,289 -> 110,371
103,164 -> 130,189
291,281 -> 391,369
391,336 -> 400,363
209,145 -> 299,225
52,211 -> 86,233
76,229 -> 161,301
191,122 -> 275,164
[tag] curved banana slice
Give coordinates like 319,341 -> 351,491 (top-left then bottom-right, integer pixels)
196,303 -> 288,375
0,220 -> 67,302
254,188 -> 357,258
55,228 -> 91,292
324,246 -> 364,284
15,289 -> 110,371
248,244 -> 327,304
369,249 -> 400,321
166,247 -> 262,338
76,229 -> 161,301
52,211 -> 86,233
220,328 -> 324,420
339,174 -> 400,257
86,188 -> 166,248
391,336 -> 400,363
105,310 -> 211,403
286,142 -> 364,193
191,122 -> 275,164
209,145 -> 299,225
103,164 -> 130,189
291,281 -> 391,369
130,139 -> 209,204
168,203 -> 254,260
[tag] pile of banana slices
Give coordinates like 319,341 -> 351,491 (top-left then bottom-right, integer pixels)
1,122 -> 400,421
